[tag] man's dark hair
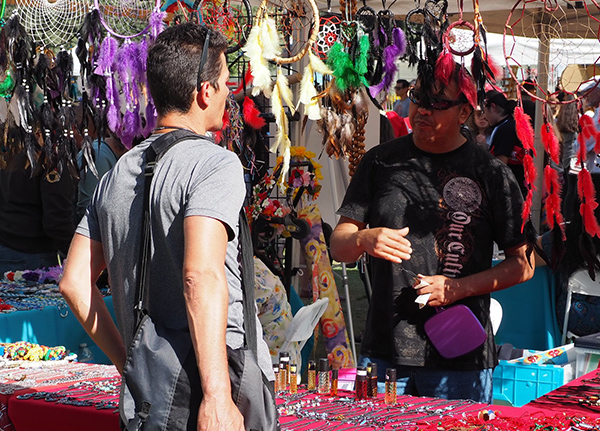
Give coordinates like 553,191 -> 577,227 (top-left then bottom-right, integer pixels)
396,79 -> 410,88
147,23 -> 228,116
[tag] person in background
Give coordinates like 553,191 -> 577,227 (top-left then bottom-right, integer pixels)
60,23 -> 273,430
555,94 -> 579,218
393,79 -> 411,118
330,62 -> 533,403
484,89 -> 527,198
465,107 -> 491,149
0,149 -> 75,275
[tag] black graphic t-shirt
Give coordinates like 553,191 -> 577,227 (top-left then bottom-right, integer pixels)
338,135 -> 526,370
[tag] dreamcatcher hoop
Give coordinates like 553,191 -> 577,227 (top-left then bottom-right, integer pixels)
193,0 -> 253,54
254,0 -> 320,64
94,0 -> 161,39
504,0 -> 600,104
445,20 -> 475,56
16,0 -> 90,47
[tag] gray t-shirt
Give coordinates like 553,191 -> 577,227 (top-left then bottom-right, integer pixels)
77,134 -> 273,378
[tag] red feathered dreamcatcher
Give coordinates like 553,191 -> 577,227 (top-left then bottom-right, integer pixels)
504,0 -> 600,273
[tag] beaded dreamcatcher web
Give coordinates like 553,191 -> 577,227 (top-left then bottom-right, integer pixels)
16,0 -> 90,48
95,0 -> 160,39
504,0 -> 600,102
313,12 -> 342,60
193,0 -> 253,54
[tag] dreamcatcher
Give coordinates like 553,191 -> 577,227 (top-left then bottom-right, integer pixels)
16,0 -> 89,48
244,0 -> 319,181
313,1 -> 342,60
503,0 -> 600,272
89,0 -> 165,150
193,0 -> 253,54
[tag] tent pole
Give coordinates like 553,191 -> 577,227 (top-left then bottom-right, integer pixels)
532,18 -> 550,233
328,157 -> 358,362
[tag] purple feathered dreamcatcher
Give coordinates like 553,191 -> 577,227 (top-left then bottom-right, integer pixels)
89,0 -> 165,151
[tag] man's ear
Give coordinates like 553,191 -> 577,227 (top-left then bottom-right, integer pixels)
196,82 -> 210,109
459,104 -> 474,125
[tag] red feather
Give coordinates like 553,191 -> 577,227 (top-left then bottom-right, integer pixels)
541,122 -> 560,164
595,132 -> 600,155
242,97 -> 266,130
578,169 -> 600,238
213,108 -> 230,144
521,189 -> 533,233
577,132 -> 588,166
232,68 -> 254,96
523,154 -> 537,190
483,52 -> 501,82
580,114 -> 596,141
458,67 -> 477,108
435,52 -> 455,86
514,106 -> 535,154
544,165 -> 563,230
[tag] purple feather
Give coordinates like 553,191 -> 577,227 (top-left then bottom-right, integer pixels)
138,37 -> 148,74
120,110 -> 137,149
107,104 -> 120,134
393,27 -> 407,58
369,43 -> 401,98
130,41 -> 144,80
94,36 -> 118,76
143,98 -> 157,137
149,10 -> 167,41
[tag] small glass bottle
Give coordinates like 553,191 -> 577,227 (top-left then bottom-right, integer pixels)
279,352 -> 290,385
317,358 -> 330,395
77,343 -> 94,363
289,364 -> 298,394
330,369 -> 338,397
273,365 -> 280,393
367,362 -> 378,398
279,362 -> 288,394
385,368 -> 397,405
355,366 -> 368,400
307,360 -> 317,391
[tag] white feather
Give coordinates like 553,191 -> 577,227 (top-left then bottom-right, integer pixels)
309,52 -> 333,76
260,15 -> 281,60
276,68 -> 295,115
244,23 -> 273,97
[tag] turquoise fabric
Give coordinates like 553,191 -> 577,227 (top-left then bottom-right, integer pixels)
0,297 -> 116,364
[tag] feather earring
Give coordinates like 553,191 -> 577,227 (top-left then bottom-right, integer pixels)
578,168 -> 600,238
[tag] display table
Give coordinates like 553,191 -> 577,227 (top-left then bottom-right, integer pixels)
0,362 -> 119,431
492,265 -> 561,351
0,297 -> 115,365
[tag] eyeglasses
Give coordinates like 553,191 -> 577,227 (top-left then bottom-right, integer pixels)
196,28 -> 212,91
408,88 -> 467,110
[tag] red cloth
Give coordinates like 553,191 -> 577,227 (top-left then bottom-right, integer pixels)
385,111 -> 411,137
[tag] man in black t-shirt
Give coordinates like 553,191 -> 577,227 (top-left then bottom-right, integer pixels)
330,65 -> 534,403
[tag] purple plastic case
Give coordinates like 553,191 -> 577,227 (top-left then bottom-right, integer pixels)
424,304 -> 487,359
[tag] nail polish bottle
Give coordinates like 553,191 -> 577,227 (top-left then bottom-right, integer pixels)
330,369 -> 338,397
317,358 -> 330,395
355,366 -> 368,400
385,368 -> 397,405
307,360 -> 316,391
279,351 -> 290,385
367,362 -> 378,398
289,364 -> 298,394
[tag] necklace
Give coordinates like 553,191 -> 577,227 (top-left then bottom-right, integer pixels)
154,126 -> 195,133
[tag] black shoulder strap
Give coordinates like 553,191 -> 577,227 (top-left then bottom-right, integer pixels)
133,130 -> 258,356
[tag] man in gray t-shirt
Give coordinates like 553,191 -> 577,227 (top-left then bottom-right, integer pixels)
60,24 -> 270,431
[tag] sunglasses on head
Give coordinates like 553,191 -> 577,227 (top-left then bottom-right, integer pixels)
408,88 -> 467,110
196,28 -> 212,91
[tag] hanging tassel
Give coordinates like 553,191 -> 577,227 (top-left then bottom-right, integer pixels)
94,36 -> 118,76
242,97 -> 266,129
514,106 -> 535,155
149,9 -> 167,41
276,68 -> 295,115
80,132 -> 99,179
579,231 -> 600,280
244,18 -> 276,97
544,165 -> 564,232
435,52 -> 455,86
577,168 -> 600,238
580,114 -> 597,141
458,68 -> 477,108
541,122 -> 560,164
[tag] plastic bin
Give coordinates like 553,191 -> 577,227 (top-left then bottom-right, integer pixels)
492,360 -> 573,407
574,332 -> 600,378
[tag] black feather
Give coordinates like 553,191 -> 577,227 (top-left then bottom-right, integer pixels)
23,130 -> 38,175
34,52 -> 50,91
523,220 -> 538,269
579,232 -> 600,281
80,135 -> 99,179
550,225 -> 566,271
